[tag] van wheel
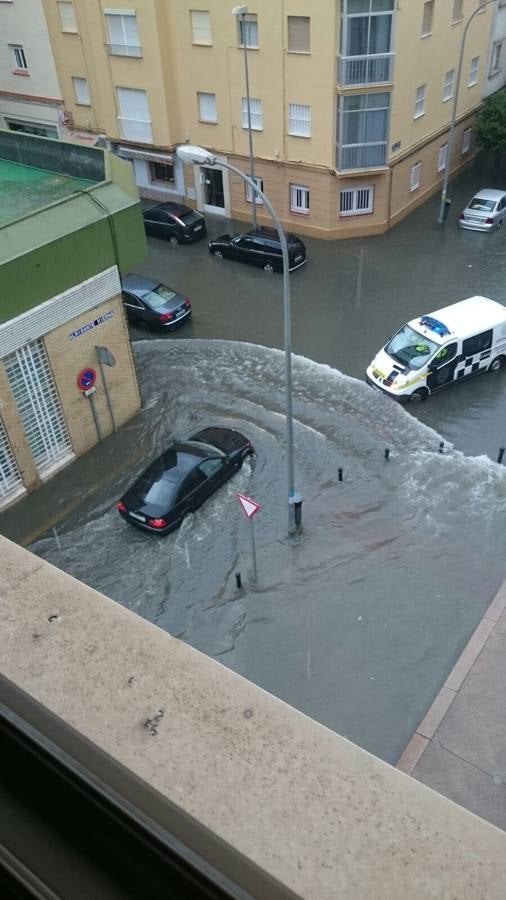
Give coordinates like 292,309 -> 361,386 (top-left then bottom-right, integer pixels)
213,249 -> 223,258
263,262 -> 274,273
410,388 -> 429,403
489,355 -> 505,372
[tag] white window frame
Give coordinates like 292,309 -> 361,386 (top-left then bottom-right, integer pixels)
190,10 -> 212,45
290,184 -> 310,215
58,1 -> 78,32
339,185 -> 374,217
414,84 -> 426,119
452,0 -> 463,22
117,87 -> 152,143
287,16 -> 310,53
245,175 -> 264,205
241,97 -> 263,130
238,13 -> 258,48
437,143 -> 448,173
443,69 -> 455,102
197,92 -> 217,123
468,57 -> 479,87
421,0 -> 434,36
288,103 -> 311,138
461,127 -> 471,155
9,45 -> 28,72
105,9 -> 141,57
72,76 -> 91,105
490,41 -> 503,75
410,162 -> 421,192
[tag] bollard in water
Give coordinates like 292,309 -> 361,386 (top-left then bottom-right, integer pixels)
498,447 -> 505,465
338,467 -> 343,482
384,448 -> 390,462
439,441 -> 444,454
235,572 -> 242,590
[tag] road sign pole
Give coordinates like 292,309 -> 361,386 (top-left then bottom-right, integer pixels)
88,391 -> 103,442
97,357 -> 116,432
249,517 -> 257,584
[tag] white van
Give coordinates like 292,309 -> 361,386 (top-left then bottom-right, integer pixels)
366,296 -> 506,402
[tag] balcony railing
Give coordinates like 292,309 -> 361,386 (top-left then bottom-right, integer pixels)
336,142 -> 388,172
107,43 -> 142,58
337,53 -> 394,87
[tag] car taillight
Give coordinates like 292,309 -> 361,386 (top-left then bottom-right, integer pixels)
459,213 -> 465,220
148,517 -> 167,529
485,217 -> 494,224
184,298 -> 191,308
159,312 -> 175,323
117,501 -> 126,513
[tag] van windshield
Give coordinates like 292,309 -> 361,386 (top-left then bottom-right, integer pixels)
385,325 -> 438,370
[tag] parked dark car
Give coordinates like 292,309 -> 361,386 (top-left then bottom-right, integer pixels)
208,227 -> 307,273
117,428 -> 254,534
142,202 -> 207,243
121,274 -> 191,331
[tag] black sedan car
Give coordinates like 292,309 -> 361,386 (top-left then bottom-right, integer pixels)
142,202 -> 207,243
117,428 -> 254,534
208,226 -> 307,273
122,274 -> 191,331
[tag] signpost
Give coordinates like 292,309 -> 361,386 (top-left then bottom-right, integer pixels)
236,492 -> 261,584
76,367 -> 102,441
95,345 -> 117,432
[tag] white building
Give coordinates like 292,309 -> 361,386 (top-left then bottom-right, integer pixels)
483,1 -> 506,98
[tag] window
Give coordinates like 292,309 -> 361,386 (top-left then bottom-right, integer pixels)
199,458 -> 225,478
0,418 -> 23,502
58,1 -> 77,32
238,13 -> 258,48
287,16 -> 310,53
105,10 -> 141,57
117,87 -> 152,143
338,92 -> 390,170
4,340 -> 72,475
437,143 -> 448,173
452,0 -> 463,21
72,76 -> 90,105
468,57 -> 479,86
290,184 -> 310,214
288,103 -> 311,137
9,45 -> 28,72
191,10 -> 212,45
463,331 -> 492,357
410,162 -> 421,192
149,161 -> 174,184
340,185 -> 374,217
241,97 -> 263,130
491,41 -> 503,74
462,127 -> 471,154
477,0 -> 486,11
245,176 -> 264,205
197,92 -> 217,123
421,0 -> 434,36
414,84 -> 426,118
6,119 -> 57,138
443,70 -> 455,102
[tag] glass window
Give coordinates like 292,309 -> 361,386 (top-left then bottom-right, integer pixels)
443,69 -> 455,102
437,143 -> 448,173
452,0 -> 463,21
410,162 -> 421,191
386,325 -> 437,370
241,97 -> 263,130
338,92 -> 389,169
468,57 -> 479,87
290,184 -> 310,214
462,127 -> 471,155
72,77 -> 90,105
58,1 -> 78,32
238,13 -> 258,48
0,417 -> 23,501
181,468 -> 207,496
117,88 -> 152,142
432,343 -> 458,365
190,10 -> 212,45
340,185 -> 374,216
106,11 -> 141,56
414,84 -> 426,118
287,16 -> 310,52
491,41 -> 503,73
421,0 -> 434,36
144,286 -> 177,309
245,176 -> 264,205
198,92 -> 217,123
199,458 -> 225,478
149,161 -> 175,183
288,104 -> 311,137
9,45 -> 28,71
463,331 -> 492,356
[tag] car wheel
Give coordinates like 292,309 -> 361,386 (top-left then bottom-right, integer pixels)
213,249 -> 224,258
410,388 -> 429,403
489,355 -> 505,372
263,262 -> 274,273
497,219 -> 503,231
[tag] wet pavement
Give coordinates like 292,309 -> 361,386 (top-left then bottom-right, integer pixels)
2,158 -> 506,765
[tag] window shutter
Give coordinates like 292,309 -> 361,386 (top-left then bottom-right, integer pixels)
288,16 -> 310,53
191,10 -> 212,44
58,2 -> 77,31
198,92 -> 217,122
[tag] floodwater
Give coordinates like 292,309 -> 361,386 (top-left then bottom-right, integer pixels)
31,340 -> 506,763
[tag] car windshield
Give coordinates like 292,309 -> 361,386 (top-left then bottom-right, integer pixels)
144,286 -> 177,309
179,210 -> 202,224
385,325 -> 438,370
184,440 -> 226,457
468,198 -> 496,212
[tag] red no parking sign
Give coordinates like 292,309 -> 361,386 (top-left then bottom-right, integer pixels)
76,368 -> 97,392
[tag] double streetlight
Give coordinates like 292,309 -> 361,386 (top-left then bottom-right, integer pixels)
176,145 -> 301,536
437,0 -> 498,225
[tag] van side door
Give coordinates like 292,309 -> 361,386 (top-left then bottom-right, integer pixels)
454,330 -> 493,380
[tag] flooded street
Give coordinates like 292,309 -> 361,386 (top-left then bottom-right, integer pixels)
31,340 -> 506,763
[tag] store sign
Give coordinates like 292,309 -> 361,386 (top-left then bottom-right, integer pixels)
69,311 -> 114,341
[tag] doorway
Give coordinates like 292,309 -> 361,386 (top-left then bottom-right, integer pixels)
202,167 -> 225,213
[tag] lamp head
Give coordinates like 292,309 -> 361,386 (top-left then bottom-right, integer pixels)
232,4 -> 248,15
176,144 -> 215,166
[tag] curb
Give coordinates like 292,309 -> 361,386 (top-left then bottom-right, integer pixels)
397,578 -> 506,775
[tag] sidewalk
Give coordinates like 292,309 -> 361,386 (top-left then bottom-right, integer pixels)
397,579 -> 506,831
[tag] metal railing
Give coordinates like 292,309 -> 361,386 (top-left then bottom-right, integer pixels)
337,142 -> 388,171
107,43 -> 142,58
337,53 -> 394,86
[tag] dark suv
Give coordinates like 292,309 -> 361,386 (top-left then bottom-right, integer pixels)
208,227 -> 307,272
142,202 -> 207,243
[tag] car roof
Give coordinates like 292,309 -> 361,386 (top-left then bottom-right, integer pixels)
145,201 -> 192,216
122,274 -> 162,295
408,296 -> 506,341
244,227 -> 303,244
470,189 -> 506,201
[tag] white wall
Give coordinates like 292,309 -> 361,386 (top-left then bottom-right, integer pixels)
483,5 -> 506,98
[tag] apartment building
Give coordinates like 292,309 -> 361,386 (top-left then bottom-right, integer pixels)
483,0 -> 506,97
39,1 -> 494,238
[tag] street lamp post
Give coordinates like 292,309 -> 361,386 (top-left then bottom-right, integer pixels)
437,0 -> 498,225
232,4 -> 257,231
176,144 -> 301,537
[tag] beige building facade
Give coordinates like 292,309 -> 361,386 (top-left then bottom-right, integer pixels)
41,0 -> 494,237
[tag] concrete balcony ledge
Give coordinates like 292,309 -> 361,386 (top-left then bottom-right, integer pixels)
1,533 -> 506,898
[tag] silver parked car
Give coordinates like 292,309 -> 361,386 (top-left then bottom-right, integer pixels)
459,188 -> 506,232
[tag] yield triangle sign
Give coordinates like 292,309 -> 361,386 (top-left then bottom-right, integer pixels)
236,492 -> 261,519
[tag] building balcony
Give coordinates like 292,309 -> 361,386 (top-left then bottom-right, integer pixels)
117,116 -> 153,144
106,43 -> 143,58
337,53 -> 394,87
336,142 -> 388,172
